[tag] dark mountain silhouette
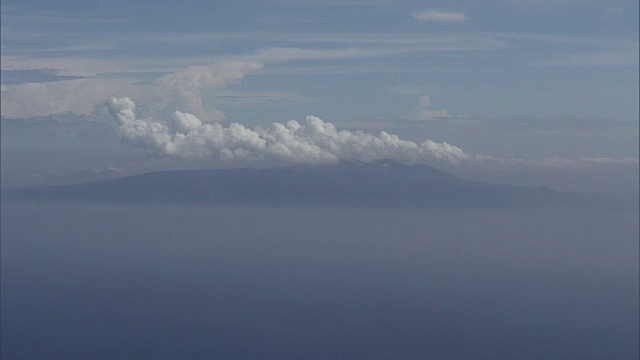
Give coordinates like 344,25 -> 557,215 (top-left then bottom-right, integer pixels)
3,159 -> 585,208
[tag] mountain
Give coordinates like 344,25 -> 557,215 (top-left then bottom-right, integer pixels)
2,159 -> 583,208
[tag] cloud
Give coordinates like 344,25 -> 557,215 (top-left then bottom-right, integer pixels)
0,69 -> 88,85
0,61 -> 264,120
474,154 -> 639,167
214,91 -> 310,106
105,96 -> 470,164
0,79 -> 130,118
152,61 -> 264,122
253,47 -> 385,63
415,95 -> 452,120
265,0 -> 393,7
105,97 -> 639,169
412,9 -> 466,23
530,51 -> 639,66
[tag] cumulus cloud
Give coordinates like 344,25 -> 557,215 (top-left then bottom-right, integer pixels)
412,9 -> 466,23
105,96 -> 469,164
415,95 -> 452,120
153,61 -> 264,121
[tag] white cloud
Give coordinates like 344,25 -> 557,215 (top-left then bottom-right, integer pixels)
105,96 -> 470,164
106,96 -> 638,168
0,61 -> 264,120
414,95 -> 452,120
530,51 -> 639,66
0,79 -> 131,118
412,9 -> 466,23
152,61 -> 264,122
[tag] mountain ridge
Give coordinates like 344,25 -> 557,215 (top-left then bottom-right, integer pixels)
2,160 -> 585,209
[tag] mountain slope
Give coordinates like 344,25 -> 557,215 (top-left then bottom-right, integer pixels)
2,160 -> 577,208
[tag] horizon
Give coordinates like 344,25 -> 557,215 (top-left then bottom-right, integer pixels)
1,0 -> 638,197
1,1 -> 638,359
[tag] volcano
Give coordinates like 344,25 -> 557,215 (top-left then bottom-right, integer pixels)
2,160 -> 582,208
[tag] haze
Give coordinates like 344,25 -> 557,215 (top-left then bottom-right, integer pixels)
1,0 -> 638,359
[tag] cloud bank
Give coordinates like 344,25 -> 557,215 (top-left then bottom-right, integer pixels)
412,10 -> 466,23
105,96 -> 469,164
0,61 -> 264,120
105,96 -> 637,167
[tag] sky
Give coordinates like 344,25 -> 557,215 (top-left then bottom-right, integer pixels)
1,0 -> 638,193
2,3 -> 639,357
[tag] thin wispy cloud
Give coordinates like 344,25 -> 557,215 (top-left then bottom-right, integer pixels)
0,32 -> 507,78
214,91 -> 310,107
265,0 -> 393,7
253,47 -> 385,62
412,9 -> 467,23
475,154 -> 639,167
530,51 -> 639,66
0,7 -> 123,25
0,69 -> 89,85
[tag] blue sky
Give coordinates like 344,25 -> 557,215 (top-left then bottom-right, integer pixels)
2,0 -> 638,121
1,0 -> 638,191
